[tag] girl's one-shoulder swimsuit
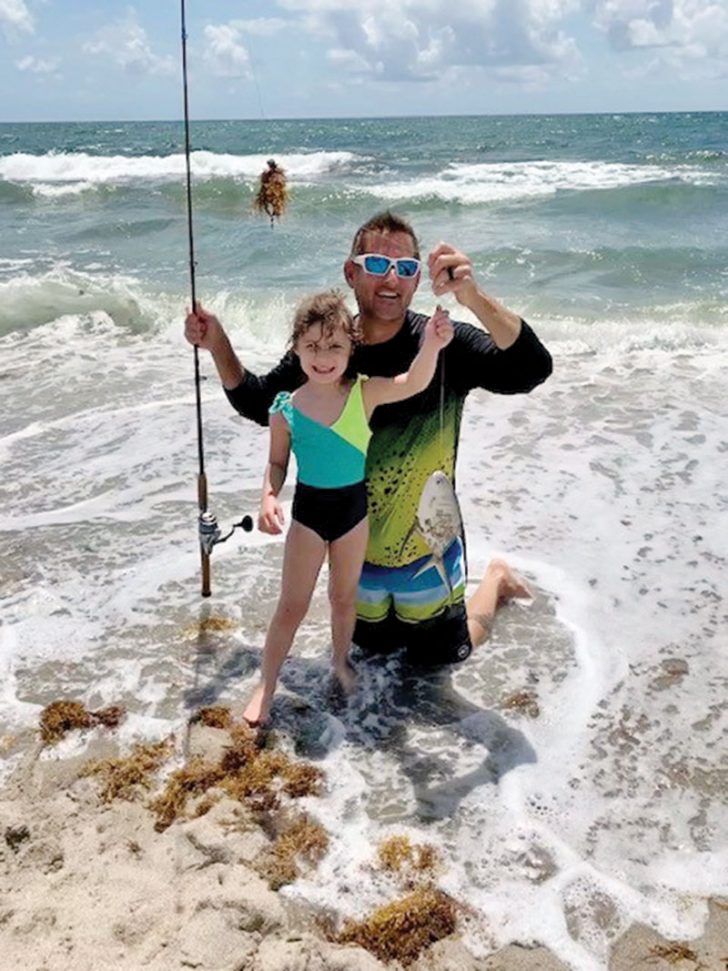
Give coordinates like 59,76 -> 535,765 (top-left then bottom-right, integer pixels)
270,375 -> 372,542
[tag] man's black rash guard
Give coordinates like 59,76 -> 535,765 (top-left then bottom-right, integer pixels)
226,313 -> 552,568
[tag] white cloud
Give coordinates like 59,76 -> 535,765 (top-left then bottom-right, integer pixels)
16,54 -> 60,74
0,0 -> 33,34
83,10 -> 174,77
276,0 -> 582,82
204,23 -> 252,77
593,0 -> 728,64
230,17 -> 290,36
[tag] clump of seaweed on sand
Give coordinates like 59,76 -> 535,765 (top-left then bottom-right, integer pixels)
258,812 -> 330,890
647,942 -> 701,965
500,689 -> 541,718
149,756 -> 225,832
333,888 -> 458,966
77,710 -> 330,893
81,739 -> 174,802
39,700 -> 126,745
143,719 -> 324,831
376,835 -> 441,884
182,615 -> 239,638
191,705 -> 234,729
318,834 -> 456,964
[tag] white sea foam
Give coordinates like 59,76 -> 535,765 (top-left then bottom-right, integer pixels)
0,267 -> 184,336
366,159 -> 722,204
0,149 -> 356,186
31,181 -> 96,198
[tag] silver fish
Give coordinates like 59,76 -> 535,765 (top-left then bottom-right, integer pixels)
403,470 -> 463,597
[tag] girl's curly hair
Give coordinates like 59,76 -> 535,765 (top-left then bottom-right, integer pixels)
289,289 -> 363,350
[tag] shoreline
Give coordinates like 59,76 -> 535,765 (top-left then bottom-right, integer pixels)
1,720 -> 725,971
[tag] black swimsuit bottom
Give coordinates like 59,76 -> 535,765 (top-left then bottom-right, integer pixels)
292,480 -> 368,543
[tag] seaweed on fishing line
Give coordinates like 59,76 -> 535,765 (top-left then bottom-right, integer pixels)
254,161 -> 288,223
81,738 -> 173,802
39,700 -> 126,745
260,813 -> 329,890
334,887 -> 458,966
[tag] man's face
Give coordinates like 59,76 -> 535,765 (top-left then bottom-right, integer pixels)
345,230 -> 421,325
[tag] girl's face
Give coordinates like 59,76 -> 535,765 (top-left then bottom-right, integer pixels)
295,322 -> 352,385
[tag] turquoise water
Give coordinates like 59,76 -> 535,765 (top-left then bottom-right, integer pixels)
1,114 -> 727,969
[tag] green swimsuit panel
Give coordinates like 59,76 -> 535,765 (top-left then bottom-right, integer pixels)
270,375 -> 372,488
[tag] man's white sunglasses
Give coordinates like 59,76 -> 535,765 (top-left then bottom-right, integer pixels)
351,254 -> 421,278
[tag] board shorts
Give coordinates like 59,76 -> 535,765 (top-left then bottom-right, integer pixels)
354,537 -> 472,666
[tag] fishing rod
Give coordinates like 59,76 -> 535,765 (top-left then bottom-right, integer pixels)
180,0 -> 252,596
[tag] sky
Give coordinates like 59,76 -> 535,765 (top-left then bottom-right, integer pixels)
1,0 -> 726,122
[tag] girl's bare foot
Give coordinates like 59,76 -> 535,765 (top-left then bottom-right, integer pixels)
242,682 -> 272,727
333,659 -> 357,695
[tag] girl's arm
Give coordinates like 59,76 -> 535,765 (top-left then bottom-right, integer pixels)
259,412 -> 291,535
362,306 -> 454,416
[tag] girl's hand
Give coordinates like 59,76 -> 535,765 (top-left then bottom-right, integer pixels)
424,305 -> 454,350
258,495 -> 285,534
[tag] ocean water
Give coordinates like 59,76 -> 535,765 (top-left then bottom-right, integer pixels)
1,113 -> 727,969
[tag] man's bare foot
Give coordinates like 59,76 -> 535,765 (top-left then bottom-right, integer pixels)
242,682 -> 272,727
489,558 -> 532,604
467,558 -> 532,648
333,659 -> 357,695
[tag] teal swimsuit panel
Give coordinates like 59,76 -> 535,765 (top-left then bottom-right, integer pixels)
270,376 -> 372,488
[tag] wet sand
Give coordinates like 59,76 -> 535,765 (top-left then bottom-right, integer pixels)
1,721 -> 725,971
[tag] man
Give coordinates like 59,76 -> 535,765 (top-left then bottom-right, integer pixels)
185,211 -> 552,666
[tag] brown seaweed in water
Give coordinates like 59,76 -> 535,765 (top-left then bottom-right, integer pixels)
39,700 -> 126,745
335,887 -> 457,966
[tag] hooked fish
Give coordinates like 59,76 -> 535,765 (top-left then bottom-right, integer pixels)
402,470 -> 463,597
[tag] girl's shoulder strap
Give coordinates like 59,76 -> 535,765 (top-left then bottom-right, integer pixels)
269,390 -> 293,423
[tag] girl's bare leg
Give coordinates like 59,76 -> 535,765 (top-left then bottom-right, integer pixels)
466,558 -> 532,649
243,521 -> 326,726
327,517 -> 369,693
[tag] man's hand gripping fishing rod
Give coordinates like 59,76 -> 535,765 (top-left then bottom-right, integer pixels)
180,0 -> 252,595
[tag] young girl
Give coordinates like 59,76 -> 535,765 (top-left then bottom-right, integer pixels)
243,289 -> 453,727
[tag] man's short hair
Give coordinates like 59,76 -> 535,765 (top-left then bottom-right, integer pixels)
350,210 -> 420,260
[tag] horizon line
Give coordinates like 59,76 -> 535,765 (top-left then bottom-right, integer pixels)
1,107 -> 726,125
